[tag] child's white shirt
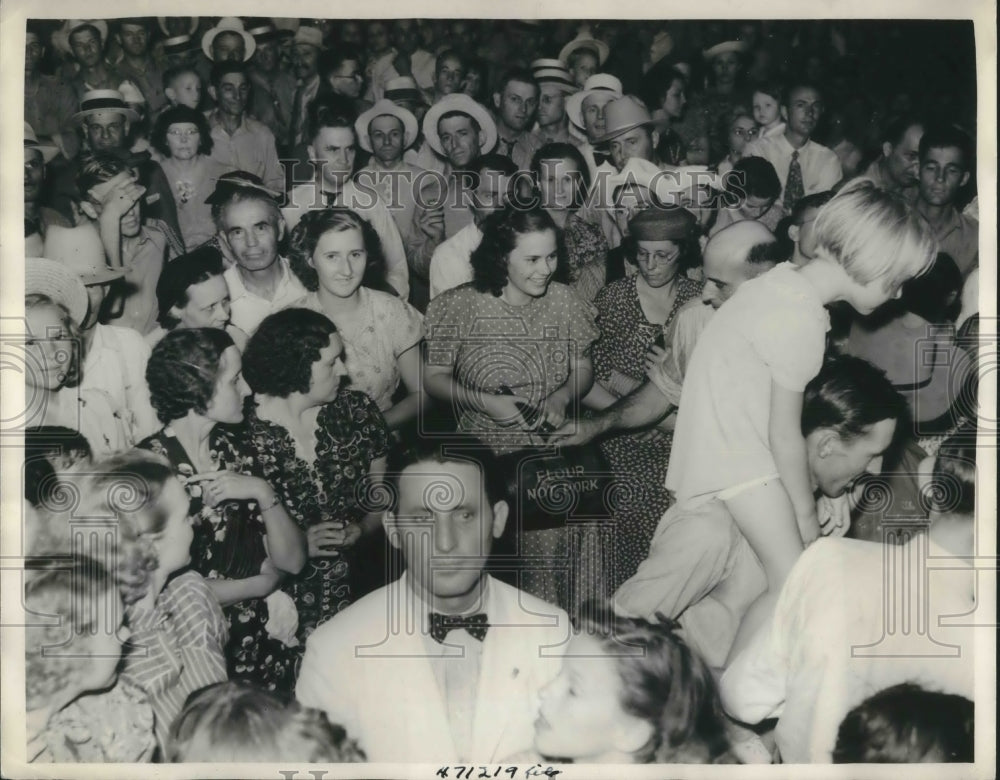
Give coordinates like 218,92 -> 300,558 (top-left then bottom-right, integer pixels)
666,263 -> 830,506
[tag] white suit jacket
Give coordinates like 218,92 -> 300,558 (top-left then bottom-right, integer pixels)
296,574 -> 569,762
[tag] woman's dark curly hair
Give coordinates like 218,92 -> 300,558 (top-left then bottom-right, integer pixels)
470,206 -> 565,298
242,308 -> 338,398
151,104 -> 214,158
287,208 -> 390,294
571,604 -> 733,764
146,327 -> 235,423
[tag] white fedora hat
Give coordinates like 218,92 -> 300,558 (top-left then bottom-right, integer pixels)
565,73 -> 623,132
422,94 -> 498,159
202,17 -> 256,61
355,100 -> 419,153
25,123 -> 59,164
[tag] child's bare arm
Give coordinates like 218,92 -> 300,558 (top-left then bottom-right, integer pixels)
769,381 -> 819,544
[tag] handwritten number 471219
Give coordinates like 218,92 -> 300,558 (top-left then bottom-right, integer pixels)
435,766 -> 562,779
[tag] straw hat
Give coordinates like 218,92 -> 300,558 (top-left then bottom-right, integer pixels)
565,73 -> 623,132
117,80 -> 145,107
531,59 -> 578,94
163,35 -> 197,58
72,89 -> 139,126
158,17 -> 199,37
608,158 -> 722,206
202,17 -> 256,61
53,20 -> 109,57
205,171 -> 283,206
24,123 -> 59,164
44,224 -> 124,287
246,21 -> 283,45
592,96 -> 657,144
25,258 -> 90,326
293,26 -> 323,49
559,32 -> 610,66
422,94 -> 498,158
702,40 -> 749,60
385,76 -> 426,105
355,100 -> 419,153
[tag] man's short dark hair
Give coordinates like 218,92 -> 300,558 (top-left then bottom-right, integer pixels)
494,66 -> 538,97
781,81 -> 822,108
881,113 -> 925,146
918,123 -> 973,170
318,45 -> 363,81
69,23 -> 104,45
77,153 -> 131,198
744,239 -> 788,272
210,60 -> 249,88
435,48 -> 464,74
833,683 -> 974,763
727,156 -> 781,201
115,18 -> 152,35
438,110 -> 481,135
801,355 -> 909,441
385,436 -> 508,512
305,95 -> 357,147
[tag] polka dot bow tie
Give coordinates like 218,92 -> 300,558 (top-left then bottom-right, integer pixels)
429,612 -> 490,643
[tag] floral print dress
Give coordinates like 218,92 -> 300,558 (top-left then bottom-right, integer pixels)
244,390 -> 391,644
591,274 -> 703,589
137,425 -> 302,693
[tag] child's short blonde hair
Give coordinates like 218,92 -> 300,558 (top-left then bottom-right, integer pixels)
813,179 -> 938,287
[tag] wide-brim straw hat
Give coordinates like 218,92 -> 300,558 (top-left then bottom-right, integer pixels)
202,17 -> 256,61
422,94 -> 498,159
385,76 -> 427,105
702,40 -> 749,60
158,17 -> 199,37
25,123 -> 59,164
246,22 -> 283,45
44,224 -> 125,287
162,34 -> 197,57
565,73 -> 623,132
592,96 -> 655,145
559,33 -> 610,66
355,100 -> 419,153
72,89 -> 139,126
25,258 -> 91,326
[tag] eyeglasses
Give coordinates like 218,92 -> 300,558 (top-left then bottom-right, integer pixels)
167,128 -> 200,139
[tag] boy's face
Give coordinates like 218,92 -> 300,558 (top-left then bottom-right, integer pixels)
387,460 -> 508,610
169,73 -> 202,109
919,145 -> 968,207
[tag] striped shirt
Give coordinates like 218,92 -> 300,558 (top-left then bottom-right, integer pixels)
121,571 -> 228,750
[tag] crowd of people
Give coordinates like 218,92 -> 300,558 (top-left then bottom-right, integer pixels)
18,15 -> 982,767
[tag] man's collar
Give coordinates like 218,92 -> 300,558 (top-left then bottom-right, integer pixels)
208,109 -> 246,132
227,255 -> 287,297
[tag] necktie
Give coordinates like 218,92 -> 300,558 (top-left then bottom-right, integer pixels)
784,149 -> 805,212
429,612 -> 489,643
593,150 -> 611,166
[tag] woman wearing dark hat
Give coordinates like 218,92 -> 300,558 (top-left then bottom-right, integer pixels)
586,206 -> 703,589
147,244 -> 249,350
152,104 -> 226,250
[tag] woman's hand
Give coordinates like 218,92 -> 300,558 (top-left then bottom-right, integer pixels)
185,472 -> 273,508
644,344 -> 668,375
307,521 -> 362,557
481,392 -> 532,428
537,391 -> 570,430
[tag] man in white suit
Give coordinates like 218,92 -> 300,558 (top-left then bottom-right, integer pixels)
297,438 -> 569,762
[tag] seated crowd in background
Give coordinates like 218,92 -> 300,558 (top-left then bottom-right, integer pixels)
18,15 -> 983,767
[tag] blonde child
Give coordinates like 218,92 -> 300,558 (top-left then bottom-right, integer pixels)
666,179 -> 937,664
